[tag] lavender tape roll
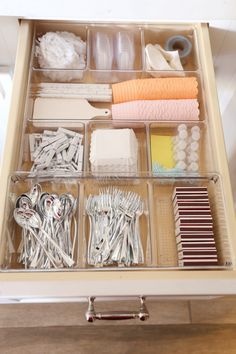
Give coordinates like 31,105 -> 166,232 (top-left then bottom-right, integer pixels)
164,35 -> 192,59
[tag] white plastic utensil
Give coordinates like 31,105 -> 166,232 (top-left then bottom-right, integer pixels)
33,98 -> 111,120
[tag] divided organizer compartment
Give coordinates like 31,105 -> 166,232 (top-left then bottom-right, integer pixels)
17,120 -> 216,178
149,122 -> 215,175
27,73 -> 205,123
26,22 -> 207,125
31,22 -> 88,83
0,20 -> 234,278
0,174 -> 232,271
18,121 -> 86,175
87,120 -> 149,175
81,178 -> 152,268
31,22 -> 200,84
88,25 -> 144,83
0,175 -> 81,270
149,175 -> 232,268
143,24 -> 200,72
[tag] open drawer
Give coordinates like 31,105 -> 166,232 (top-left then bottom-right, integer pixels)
0,20 -> 236,301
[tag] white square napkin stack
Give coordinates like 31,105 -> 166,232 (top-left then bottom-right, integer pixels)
90,128 -> 138,174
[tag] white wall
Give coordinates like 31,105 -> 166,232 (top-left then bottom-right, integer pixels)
209,21 -> 236,206
0,0 -> 236,20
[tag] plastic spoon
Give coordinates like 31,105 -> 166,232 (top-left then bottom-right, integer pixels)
14,208 -> 74,267
14,208 -> 58,268
28,184 -> 42,207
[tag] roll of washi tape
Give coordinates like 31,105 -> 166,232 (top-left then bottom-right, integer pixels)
164,35 -> 192,59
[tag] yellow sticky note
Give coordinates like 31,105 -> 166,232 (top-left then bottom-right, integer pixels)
151,134 -> 175,169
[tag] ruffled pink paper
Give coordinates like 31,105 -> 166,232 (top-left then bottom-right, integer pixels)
112,99 -> 199,121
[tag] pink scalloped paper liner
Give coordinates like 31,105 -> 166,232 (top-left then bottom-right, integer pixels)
112,77 -> 198,104
112,99 -> 200,121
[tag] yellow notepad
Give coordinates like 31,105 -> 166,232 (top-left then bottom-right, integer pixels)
151,134 -> 175,169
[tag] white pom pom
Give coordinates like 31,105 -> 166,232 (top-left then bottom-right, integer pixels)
178,129 -> 188,139
175,150 -> 186,161
178,124 -> 187,132
187,152 -> 199,162
191,126 -> 200,134
175,161 -> 187,170
187,162 -> 199,172
191,131 -> 201,141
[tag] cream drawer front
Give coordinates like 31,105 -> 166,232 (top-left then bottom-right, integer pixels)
0,20 -> 235,301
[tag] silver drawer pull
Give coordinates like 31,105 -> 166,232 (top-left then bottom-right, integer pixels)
85,296 -> 149,322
